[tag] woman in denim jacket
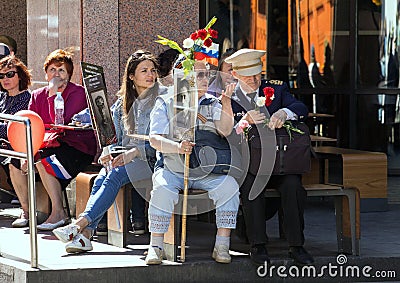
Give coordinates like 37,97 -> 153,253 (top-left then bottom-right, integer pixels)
53,50 -> 165,253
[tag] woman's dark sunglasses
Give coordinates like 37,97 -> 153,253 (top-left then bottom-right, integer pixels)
0,71 -> 17,79
196,71 -> 209,80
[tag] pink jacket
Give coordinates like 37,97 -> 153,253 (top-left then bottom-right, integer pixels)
29,82 -> 97,156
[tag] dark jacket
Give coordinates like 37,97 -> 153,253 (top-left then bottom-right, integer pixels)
231,80 -> 308,175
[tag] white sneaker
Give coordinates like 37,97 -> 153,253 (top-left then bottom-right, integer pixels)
145,246 -> 163,265
53,224 -> 79,243
65,233 -> 93,253
212,245 -> 231,263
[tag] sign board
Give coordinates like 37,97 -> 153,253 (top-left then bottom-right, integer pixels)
81,62 -> 116,147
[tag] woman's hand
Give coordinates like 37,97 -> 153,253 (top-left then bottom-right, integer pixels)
20,160 -> 28,174
243,110 -> 266,125
178,140 -> 195,155
48,77 -> 67,97
99,154 -> 112,167
111,148 -> 138,168
220,82 -> 236,102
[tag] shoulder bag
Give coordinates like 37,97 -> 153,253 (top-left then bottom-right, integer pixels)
190,129 -> 242,178
272,122 -> 312,175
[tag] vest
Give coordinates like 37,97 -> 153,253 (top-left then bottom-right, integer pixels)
155,94 -> 221,175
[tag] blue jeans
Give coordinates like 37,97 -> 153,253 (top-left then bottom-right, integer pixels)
148,169 -> 240,233
81,158 -> 152,231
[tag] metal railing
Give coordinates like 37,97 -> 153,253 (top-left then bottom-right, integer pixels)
0,113 -> 38,268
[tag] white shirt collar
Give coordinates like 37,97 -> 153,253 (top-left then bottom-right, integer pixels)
239,84 -> 259,102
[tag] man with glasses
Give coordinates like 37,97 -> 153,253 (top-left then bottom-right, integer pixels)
226,48 -> 314,266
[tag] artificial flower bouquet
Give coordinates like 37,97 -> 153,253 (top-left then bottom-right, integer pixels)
156,16 -> 218,76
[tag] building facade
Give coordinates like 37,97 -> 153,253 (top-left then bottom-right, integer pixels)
1,0 -> 399,176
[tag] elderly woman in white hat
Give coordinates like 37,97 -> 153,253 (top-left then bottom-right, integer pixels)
226,48 -> 314,266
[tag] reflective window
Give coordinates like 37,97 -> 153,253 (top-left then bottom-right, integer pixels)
203,0 -> 400,174
206,1 -> 267,72
357,0 -> 400,90
288,0 -> 350,89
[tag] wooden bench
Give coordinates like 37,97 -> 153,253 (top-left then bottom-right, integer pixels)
75,172 -> 150,247
161,156 -> 361,261
314,146 -> 387,212
80,174 -> 361,260
163,183 -> 360,262
75,159 -> 361,258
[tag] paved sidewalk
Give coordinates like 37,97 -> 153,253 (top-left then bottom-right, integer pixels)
0,201 -> 399,282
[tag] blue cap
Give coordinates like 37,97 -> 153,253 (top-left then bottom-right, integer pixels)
0,43 -> 10,59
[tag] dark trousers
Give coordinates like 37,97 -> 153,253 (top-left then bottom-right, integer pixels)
240,173 -> 307,247
130,187 -> 146,224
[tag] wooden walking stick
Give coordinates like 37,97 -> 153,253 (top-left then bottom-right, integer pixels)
180,152 -> 190,262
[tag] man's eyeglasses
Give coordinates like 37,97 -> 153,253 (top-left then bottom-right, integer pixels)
196,71 -> 209,80
0,71 -> 17,79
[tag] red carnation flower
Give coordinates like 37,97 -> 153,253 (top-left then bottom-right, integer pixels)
204,38 -> 213,47
263,87 -> 275,106
190,32 -> 198,40
197,29 -> 208,40
208,29 -> 218,39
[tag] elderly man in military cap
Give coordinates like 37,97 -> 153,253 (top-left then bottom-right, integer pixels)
226,48 -> 314,265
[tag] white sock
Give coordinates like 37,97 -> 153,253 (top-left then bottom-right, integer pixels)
150,235 -> 164,250
215,235 -> 230,249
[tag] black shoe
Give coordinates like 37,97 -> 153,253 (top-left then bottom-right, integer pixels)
96,222 -> 107,236
249,244 -> 270,265
289,246 -> 314,265
130,221 -> 145,235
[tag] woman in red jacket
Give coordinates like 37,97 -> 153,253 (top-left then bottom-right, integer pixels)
10,49 -> 97,230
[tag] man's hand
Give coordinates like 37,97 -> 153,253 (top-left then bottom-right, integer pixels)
244,110 -> 266,125
268,109 -> 287,129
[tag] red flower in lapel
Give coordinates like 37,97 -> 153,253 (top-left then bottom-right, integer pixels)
263,87 -> 275,106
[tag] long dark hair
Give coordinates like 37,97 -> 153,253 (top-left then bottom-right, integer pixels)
118,50 -> 159,132
212,48 -> 236,91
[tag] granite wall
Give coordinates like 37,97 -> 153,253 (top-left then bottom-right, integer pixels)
0,0 -> 27,64
83,0 -> 199,102
26,0 -> 81,89
24,0 -> 199,102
